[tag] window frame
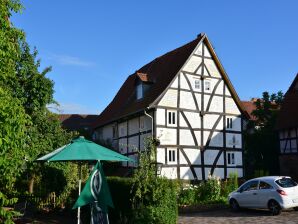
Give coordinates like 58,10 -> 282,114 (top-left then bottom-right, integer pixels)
204,79 -> 211,91
167,111 -> 177,126
112,125 -> 118,139
227,152 -> 235,165
194,78 -> 201,90
227,117 -> 233,129
136,83 -> 143,100
168,148 -> 177,164
140,117 -> 145,131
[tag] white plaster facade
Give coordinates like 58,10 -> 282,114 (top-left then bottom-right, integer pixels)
94,35 -> 245,180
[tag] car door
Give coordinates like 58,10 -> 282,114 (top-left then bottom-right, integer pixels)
236,180 -> 259,208
257,181 -> 274,208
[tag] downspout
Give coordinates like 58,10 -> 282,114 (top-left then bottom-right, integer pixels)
144,107 -> 154,139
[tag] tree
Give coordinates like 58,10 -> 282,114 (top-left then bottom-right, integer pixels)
0,1 -> 28,222
0,1 -> 78,221
244,91 -> 284,177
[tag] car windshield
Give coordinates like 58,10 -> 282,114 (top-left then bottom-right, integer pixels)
275,178 -> 297,188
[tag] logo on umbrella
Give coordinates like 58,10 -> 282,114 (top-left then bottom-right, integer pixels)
91,169 -> 102,201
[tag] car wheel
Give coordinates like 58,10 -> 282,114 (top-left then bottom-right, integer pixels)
230,199 -> 240,212
268,200 -> 281,216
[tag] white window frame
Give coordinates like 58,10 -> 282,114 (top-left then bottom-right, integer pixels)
194,78 -> 201,90
227,117 -> 233,129
167,148 -> 177,164
204,79 -> 211,92
136,83 -> 143,100
227,152 -> 235,166
167,111 -> 177,126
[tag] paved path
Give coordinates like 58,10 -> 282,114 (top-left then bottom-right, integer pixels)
178,208 -> 298,224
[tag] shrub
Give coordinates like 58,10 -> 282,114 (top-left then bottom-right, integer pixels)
132,178 -> 178,224
198,176 -> 221,201
107,177 -> 134,224
221,172 -> 238,197
178,186 -> 197,206
131,138 -> 178,224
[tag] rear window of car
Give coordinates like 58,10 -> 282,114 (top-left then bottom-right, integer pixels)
275,178 -> 297,188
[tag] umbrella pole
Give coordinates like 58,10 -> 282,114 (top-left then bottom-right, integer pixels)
77,163 -> 82,224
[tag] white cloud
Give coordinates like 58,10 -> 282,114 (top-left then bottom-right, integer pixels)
48,54 -> 95,67
47,103 -> 99,114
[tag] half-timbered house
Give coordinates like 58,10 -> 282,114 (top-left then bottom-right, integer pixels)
93,33 -> 248,180
276,73 -> 298,180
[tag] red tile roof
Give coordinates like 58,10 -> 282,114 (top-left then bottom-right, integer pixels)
59,114 -> 98,131
276,74 -> 298,130
93,34 -> 248,129
241,101 -> 257,121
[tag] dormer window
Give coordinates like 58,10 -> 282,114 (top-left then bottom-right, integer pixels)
135,72 -> 153,100
137,83 -> 143,100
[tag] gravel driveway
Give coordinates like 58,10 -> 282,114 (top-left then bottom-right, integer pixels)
178,208 -> 298,224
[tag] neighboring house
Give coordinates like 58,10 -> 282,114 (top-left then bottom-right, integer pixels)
92,33 -> 248,180
241,99 -> 257,122
276,74 -> 298,180
59,114 -> 98,137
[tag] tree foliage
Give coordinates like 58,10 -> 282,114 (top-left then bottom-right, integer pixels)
131,138 -> 178,224
0,0 -> 78,221
244,91 -> 284,177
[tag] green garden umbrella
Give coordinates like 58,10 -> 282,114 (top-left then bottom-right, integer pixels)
37,136 -> 134,224
37,136 -> 133,162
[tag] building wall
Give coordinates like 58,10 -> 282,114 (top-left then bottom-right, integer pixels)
279,128 -> 298,153
155,41 -> 244,180
279,127 -> 298,181
94,114 -> 153,166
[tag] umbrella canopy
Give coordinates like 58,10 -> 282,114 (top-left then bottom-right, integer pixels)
36,136 -> 134,224
37,136 -> 134,162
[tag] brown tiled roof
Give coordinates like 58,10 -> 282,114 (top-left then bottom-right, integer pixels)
93,34 -> 248,129
276,74 -> 298,130
93,35 -> 204,128
59,114 -> 98,131
241,101 -> 257,121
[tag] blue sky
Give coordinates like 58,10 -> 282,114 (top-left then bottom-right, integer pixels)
12,0 -> 298,114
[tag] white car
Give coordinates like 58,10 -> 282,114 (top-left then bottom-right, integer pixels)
228,176 -> 298,215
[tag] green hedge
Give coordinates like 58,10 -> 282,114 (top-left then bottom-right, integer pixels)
107,177 -> 134,224
132,178 -> 178,224
107,176 -> 178,224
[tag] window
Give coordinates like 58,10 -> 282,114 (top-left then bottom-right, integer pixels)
120,127 -> 125,136
275,178 -> 297,188
140,117 -> 145,130
168,111 -> 176,125
136,84 -> 143,100
112,125 -> 118,139
168,149 -> 176,163
227,118 -> 233,129
239,181 -> 259,192
204,80 -> 211,91
194,79 -> 200,90
259,181 -> 273,190
227,152 -> 235,165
